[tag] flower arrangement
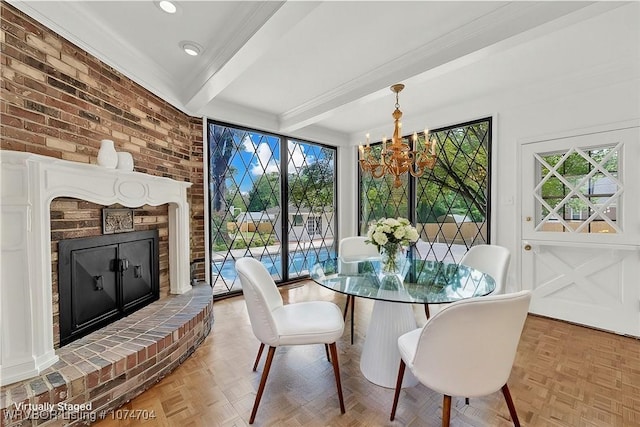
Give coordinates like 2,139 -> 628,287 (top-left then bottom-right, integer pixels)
366,217 -> 419,273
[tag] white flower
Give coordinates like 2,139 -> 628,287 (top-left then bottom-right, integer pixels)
372,231 -> 388,246
406,227 -> 419,241
393,227 -> 405,240
365,217 -> 419,253
385,218 -> 400,227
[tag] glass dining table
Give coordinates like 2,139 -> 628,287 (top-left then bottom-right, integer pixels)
309,255 -> 495,388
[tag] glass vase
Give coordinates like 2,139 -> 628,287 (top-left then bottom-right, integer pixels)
380,245 -> 405,290
382,246 -> 401,275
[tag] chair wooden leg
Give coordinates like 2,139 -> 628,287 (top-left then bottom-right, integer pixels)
328,342 -> 346,414
390,359 -> 406,421
465,397 -> 469,405
442,395 -> 452,427
249,346 -> 276,424
424,303 -> 430,319
501,384 -> 521,427
325,344 -> 330,362
252,343 -> 265,372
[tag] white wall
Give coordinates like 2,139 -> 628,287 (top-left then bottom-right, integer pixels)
339,3 -> 640,286
337,145 -> 359,241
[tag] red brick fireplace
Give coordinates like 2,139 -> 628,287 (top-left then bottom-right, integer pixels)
0,151 -> 212,426
0,4 -> 210,422
1,151 -> 194,385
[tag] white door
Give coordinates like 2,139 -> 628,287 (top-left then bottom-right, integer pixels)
520,122 -> 640,337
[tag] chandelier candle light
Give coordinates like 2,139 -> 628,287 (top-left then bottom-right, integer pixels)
359,84 -> 437,188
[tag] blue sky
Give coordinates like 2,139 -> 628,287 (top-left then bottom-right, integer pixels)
229,132 -> 316,194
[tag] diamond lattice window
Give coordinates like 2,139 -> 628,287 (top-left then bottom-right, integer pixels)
207,122 -> 336,297
360,118 -> 491,263
534,144 -> 620,233
287,142 -> 336,279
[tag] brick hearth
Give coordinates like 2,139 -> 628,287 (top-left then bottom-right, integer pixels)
1,284 -> 213,426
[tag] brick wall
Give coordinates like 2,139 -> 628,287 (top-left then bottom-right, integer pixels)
1,3 -> 206,347
50,199 -> 170,348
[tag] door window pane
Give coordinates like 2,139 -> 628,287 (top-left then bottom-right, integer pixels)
535,145 -> 620,233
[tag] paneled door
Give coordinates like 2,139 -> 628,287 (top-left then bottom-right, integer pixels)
520,122 -> 640,337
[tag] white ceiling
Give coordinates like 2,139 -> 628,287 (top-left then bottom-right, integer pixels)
9,1 -> 630,146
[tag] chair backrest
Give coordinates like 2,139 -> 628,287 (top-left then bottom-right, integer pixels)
339,236 -> 380,262
235,257 -> 283,346
411,290 -> 531,397
460,244 -> 511,294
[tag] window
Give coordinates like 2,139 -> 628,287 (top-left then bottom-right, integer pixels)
359,118 -> 492,263
306,216 -> 322,235
207,121 -> 336,297
535,145 -> 619,233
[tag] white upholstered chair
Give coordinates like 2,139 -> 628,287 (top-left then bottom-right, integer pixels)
235,257 -> 346,424
338,236 -> 381,344
460,244 -> 511,295
390,290 -> 531,427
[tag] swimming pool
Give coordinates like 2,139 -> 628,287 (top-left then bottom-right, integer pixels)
211,247 -> 335,281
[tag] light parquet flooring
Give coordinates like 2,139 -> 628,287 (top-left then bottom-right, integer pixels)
94,281 -> 640,427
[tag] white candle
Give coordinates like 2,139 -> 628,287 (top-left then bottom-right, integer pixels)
412,133 -> 417,151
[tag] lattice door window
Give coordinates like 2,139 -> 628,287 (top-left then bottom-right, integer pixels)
534,143 -> 621,233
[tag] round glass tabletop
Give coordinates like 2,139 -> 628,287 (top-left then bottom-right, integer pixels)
310,256 -> 496,304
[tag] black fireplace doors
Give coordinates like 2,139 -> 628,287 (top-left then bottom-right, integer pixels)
58,230 -> 159,346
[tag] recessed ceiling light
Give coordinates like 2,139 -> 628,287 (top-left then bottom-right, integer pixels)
180,41 -> 202,56
158,1 -> 177,14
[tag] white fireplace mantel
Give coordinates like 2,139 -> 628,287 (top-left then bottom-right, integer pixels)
0,151 -> 193,386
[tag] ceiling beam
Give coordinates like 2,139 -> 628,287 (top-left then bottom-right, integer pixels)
277,1 -> 594,134
184,1 -> 320,115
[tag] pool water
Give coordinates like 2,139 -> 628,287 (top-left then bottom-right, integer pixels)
212,247 -> 335,281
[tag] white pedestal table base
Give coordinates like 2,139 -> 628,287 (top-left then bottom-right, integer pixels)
360,300 -> 418,388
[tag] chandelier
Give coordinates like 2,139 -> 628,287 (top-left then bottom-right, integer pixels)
358,84 -> 436,188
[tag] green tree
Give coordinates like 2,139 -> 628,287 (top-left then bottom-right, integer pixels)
247,172 -> 280,211
360,145 -> 409,231
416,123 -> 489,223
225,180 -> 247,216
289,150 -> 334,211
209,125 -> 240,213
360,122 -> 490,227
539,148 -> 618,218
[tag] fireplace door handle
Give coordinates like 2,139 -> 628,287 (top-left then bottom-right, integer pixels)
119,258 -> 129,273
93,275 -> 104,291
134,265 -> 142,278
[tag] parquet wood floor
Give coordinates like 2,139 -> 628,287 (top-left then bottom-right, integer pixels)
94,281 -> 640,426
